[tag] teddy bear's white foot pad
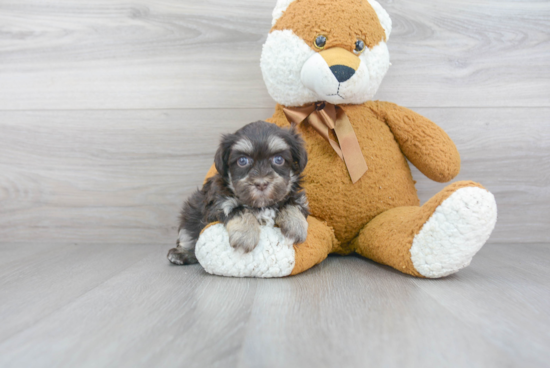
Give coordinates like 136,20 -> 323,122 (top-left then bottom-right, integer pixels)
195,224 -> 295,278
410,187 -> 497,278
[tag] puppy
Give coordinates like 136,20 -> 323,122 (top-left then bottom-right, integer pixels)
167,121 -> 309,265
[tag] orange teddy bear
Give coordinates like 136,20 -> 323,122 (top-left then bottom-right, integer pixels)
190,0 -> 497,278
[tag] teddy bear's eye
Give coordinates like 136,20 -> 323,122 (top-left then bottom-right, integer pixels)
354,39 -> 366,54
314,35 -> 327,50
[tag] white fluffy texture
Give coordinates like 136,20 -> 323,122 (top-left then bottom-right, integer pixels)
232,137 -> 254,154
271,0 -> 295,26
271,0 -> 392,39
261,30 -> 318,107
255,207 -> 277,226
356,42 -> 391,102
268,135 -> 290,152
177,229 -> 193,250
220,197 -> 239,216
261,29 -> 390,106
410,187 -> 498,278
366,0 -> 392,40
195,224 -> 296,278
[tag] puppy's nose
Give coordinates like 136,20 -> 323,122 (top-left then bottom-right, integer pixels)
330,65 -> 355,83
254,180 -> 269,191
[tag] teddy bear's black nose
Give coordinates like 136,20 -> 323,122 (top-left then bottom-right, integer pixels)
330,65 -> 356,83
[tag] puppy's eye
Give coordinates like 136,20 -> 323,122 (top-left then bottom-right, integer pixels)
354,39 -> 366,54
314,35 -> 327,50
272,155 -> 285,166
237,157 -> 251,167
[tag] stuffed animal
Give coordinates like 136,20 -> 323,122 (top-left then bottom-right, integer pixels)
194,0 -> 497,278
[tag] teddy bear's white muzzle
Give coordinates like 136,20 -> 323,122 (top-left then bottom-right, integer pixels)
301,53 -> 371,105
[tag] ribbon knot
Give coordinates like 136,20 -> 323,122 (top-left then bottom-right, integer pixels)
283,102 -> 368,184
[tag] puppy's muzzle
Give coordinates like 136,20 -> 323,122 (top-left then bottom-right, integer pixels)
320,47 -> 361,83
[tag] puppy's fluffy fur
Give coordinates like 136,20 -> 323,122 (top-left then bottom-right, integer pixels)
168,121 -> 309,265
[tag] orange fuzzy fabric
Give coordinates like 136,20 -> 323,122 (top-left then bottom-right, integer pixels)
266,101 -> 463,247
272,0 -> 386,52
203,164 -> 218,184
370,102 -> 461,183
290,216 -> 339,276
351,181 -> 485,277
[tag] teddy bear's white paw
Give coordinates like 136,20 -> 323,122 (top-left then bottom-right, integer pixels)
195,224 -> 296,278
410,187 -> 497,278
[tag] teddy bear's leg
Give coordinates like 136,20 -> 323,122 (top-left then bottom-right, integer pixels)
194,217 -> 337,278
351,181 -> 497,278
290,216 -> 339,276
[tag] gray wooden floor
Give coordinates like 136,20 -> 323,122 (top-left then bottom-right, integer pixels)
0,243 -> 549,368
1,0 -> 549,366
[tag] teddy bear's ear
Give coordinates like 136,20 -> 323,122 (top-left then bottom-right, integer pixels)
367,0 -> 392,40
271,0 -> 296,26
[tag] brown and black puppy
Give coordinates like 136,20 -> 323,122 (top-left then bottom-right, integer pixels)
168,121 -> 309,265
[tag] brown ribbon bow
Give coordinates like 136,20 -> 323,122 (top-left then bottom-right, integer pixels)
283,102 -> 368,183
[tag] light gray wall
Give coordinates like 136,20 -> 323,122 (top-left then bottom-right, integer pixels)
0,0 -> 548,244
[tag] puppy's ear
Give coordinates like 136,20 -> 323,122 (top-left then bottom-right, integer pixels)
288,127 -> 308,173
214,134 -> 235,177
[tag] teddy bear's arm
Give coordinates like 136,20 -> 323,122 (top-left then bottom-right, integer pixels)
372,101 -> 461,183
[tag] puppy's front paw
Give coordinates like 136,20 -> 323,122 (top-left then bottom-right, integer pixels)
226,212 -> 261,253
276,205 -> 308,244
